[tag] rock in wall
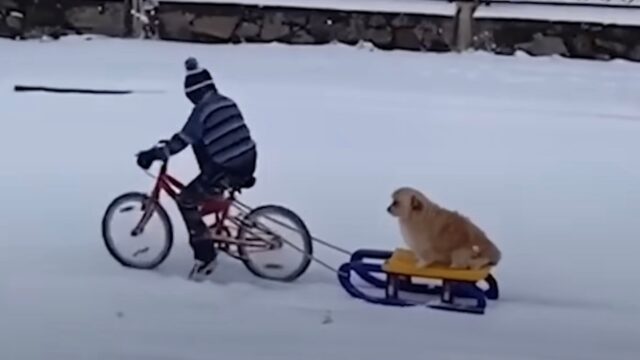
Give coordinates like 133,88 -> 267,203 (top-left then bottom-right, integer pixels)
0,0 -> 24,38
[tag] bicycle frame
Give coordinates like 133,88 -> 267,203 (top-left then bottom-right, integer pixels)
131,159 -> 280,259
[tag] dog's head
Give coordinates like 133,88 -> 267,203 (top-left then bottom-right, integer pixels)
387,187 -> 429,220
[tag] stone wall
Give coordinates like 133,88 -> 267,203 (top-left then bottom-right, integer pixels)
1,0 -> 640,62
0,0 -> 129,39
157,3 -> 454,52
472,18 -> 640,61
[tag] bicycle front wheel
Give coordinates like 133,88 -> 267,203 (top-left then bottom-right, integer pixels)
102,192 -> 174,269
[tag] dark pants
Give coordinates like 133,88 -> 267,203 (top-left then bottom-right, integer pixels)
176,171 -> 225,263
176,150 -> 256,263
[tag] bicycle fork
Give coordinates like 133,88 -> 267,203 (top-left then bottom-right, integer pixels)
131,197 -> 157,236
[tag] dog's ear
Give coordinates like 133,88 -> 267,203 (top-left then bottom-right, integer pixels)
410,195 -> 423,211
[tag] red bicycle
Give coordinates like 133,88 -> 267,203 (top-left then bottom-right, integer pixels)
101,152 -> 313,282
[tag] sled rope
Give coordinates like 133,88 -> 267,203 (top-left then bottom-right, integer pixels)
227,207 -> 348,276
231,200 -> 351,276
232,199 -> 353,256
270,230 -> 348,276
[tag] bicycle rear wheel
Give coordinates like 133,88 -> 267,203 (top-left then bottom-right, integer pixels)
237,205 -> 313,282
102,192 -> 174,269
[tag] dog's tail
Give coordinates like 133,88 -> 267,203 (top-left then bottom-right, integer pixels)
488,247 -> 502,266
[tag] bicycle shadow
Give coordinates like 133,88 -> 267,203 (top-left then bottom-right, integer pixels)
152,241 -> 340,290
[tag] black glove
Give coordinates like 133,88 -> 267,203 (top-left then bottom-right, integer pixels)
136,147 -> 163,170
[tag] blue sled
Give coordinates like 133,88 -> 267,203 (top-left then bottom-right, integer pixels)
337,249 -> 499,315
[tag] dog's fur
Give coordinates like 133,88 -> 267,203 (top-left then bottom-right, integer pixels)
387,186 -> 501,270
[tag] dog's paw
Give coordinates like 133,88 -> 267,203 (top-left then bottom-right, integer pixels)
415,258 -> 433,268
450,262 -> 468,269
467,258 -> 489,270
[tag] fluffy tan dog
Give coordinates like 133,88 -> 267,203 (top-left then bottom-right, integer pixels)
387,186 -> 501,270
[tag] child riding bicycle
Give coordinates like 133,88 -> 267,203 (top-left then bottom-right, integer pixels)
136,57 -> 258,282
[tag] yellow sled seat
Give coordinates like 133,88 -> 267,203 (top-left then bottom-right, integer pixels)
382,248 -> 492,282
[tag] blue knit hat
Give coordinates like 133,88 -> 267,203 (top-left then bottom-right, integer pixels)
184,57 -> 217,104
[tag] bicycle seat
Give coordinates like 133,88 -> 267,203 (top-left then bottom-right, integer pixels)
227,175 -> 256,192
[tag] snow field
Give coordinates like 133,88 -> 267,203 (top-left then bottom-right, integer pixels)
1,36 -> 640,359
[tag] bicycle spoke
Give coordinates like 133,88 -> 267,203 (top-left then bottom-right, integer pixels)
264,263 -> 283,270
132,247 -> 150,257
119,205 -> 135,213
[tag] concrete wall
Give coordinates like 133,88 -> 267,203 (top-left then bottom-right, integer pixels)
1,0 -> 639,62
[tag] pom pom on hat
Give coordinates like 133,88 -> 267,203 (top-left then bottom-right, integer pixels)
185,57 -> 198,71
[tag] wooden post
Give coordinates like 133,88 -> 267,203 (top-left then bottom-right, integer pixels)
123,0 -> 134,37
454,1 -> 479,52
126,0 -> 159,39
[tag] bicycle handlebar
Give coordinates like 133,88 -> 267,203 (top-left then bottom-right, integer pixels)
136,140 -> 171,177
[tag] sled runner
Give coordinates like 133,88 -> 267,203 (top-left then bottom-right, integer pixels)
338,248 -> 499,314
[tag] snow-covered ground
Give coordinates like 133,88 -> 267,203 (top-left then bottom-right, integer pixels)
1,36 -> 640,359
